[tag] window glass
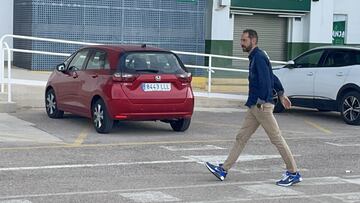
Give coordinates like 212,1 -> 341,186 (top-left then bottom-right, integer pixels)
64,53 -> 75,67
68,50 -> 89,71
87,51 -> 109,70
122,52 -> 186,74
354,51 -> 360,65
294,50 -> 324,68
323,50 -> 357,67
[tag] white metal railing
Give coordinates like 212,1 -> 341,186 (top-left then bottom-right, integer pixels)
0,34 -> 287,103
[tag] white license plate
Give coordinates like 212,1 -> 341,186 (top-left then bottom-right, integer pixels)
142,83 -> 171,92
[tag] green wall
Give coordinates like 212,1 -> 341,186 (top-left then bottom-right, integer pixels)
205,40 -> 233,67
231,0 -> 310,12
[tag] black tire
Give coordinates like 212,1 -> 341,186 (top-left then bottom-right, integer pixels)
45,88 -> 64,118
340,91 -> 360,125
92,99 -> 113,133
170,118 -> 191,132
273,89 -> 285,113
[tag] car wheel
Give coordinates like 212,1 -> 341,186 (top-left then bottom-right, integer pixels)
45,89 -> 64,118
92,99 -> 113,133
340,91 -> 360,125
170,118 -> 191,132
273,89 -> 285,113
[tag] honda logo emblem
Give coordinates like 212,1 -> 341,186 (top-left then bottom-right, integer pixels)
155,75 -> 161,81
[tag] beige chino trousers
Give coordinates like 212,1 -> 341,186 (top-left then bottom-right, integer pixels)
222,103 -> 298,173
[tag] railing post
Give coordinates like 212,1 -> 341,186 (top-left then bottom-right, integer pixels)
208,56 -> 212,93
0,45 -> 4,93
4,42 -> 11,102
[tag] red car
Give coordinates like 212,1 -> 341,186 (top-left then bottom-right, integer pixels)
45,45 -> 194,133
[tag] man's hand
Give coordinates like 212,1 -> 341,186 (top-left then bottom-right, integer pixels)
279,95 -> 292,109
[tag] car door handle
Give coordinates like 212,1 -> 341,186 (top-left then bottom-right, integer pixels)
336,72 -> 344,76
307,72 -> 314,76
91,74 -> 98,78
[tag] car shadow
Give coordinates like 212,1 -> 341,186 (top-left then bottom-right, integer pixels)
280,107 -> 343,123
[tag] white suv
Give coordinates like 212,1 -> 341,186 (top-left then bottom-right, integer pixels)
273,46 -> 360,125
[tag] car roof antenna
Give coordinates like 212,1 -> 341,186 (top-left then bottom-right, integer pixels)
141,44 -> 146,48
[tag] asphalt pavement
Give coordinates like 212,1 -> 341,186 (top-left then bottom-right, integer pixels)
1,67 -> 360,203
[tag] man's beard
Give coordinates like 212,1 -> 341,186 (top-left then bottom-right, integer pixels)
242,44 -> 253,52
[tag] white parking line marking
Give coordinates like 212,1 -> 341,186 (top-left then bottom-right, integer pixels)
0,177 -> 359,201
186,192 -> 360,203
160,145 -> 225,151
325,142 -> 360,147
182,154 -> 282,164
332,193 -> 360,203
240,184 -> 303,196
299,176 -> 348,185
0,160 -> 194,172
195,107 -> 247,113
119,191 -> 180,203
343,178 -> 360,185
0,200 -> 32,203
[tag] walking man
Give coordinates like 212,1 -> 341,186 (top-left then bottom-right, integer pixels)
205,29 -> 302,187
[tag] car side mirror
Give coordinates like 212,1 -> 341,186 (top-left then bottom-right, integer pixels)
285,60 -> 295,69
56,63 -> 66,72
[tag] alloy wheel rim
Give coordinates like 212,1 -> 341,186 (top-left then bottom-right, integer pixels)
94,103 -> 104,128
46,92 -> 56,115
343,96 -> 360,122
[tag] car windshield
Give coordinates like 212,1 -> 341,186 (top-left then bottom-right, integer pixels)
121,52 -> 186,74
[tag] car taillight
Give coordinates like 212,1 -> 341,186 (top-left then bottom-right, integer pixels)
176,72 -> 192,83
112,73 -> 139,82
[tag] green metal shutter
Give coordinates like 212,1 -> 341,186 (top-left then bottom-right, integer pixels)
233,14 -> 288,68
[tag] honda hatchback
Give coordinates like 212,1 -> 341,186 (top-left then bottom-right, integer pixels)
45,45 -> 194,133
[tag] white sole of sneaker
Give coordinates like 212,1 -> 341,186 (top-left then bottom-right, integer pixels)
205,163 -> 224,181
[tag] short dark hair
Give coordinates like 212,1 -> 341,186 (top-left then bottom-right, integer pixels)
243,29 -> 258,44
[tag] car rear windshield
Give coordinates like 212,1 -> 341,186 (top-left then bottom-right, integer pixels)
120,52 -> 187,74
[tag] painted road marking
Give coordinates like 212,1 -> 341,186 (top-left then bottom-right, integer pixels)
1,133 -> 360,151
0,139 -> 233,151
240,184 -> 303,196
192,120 -> 239,128
0,200 -> 32,203
332,193 -> 360,203
182,154 -> 282,164
0,159 -> 194,172
72,123 -> 91,146
0,154 -> 282,172
304,120 -> 332,134
160,144 -> 225,151
119,191 -> 180,203
195,107 -> 247,113
0,177 -> 359,201
325,142 -> 360,147
299,176 -> 348,185
343,178 -> 360,185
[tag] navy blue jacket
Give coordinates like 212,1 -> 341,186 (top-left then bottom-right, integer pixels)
245,47 -> 284,108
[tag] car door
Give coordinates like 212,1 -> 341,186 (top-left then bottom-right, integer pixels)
60,49 -> 90,113
277,49 -> 325,108
78,49 -> 111,116
313,49 -> 354,110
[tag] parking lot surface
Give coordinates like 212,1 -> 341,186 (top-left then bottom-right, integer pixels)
1,105 -> 360,203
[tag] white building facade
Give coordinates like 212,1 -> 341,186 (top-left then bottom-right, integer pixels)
206,0 -> 360,64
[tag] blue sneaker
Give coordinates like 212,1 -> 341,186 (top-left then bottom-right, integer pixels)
276,171 -> 302,187
205,162 -> 227,181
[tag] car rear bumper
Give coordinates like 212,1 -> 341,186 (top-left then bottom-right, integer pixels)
106,98 -> 194,120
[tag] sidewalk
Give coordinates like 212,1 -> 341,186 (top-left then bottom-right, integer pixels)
1,67 -> 248,110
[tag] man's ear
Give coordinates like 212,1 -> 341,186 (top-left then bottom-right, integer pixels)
251,38 -> 257,45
